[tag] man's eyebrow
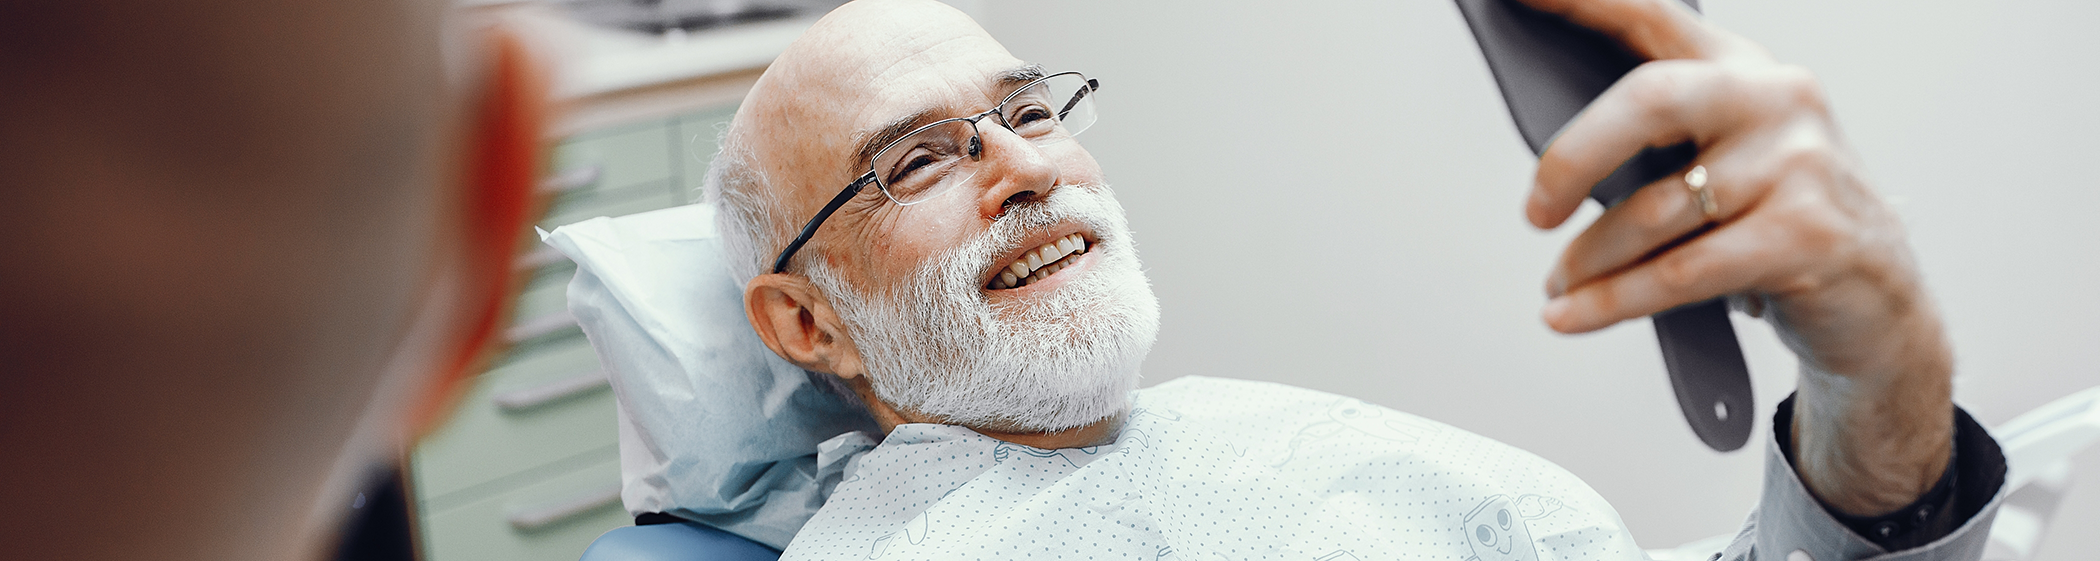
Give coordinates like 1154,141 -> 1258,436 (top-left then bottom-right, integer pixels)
997,63 -> 1047,88
852,107 -> 941,174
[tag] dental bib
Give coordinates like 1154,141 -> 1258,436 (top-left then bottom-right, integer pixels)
782,376 -> 1643,561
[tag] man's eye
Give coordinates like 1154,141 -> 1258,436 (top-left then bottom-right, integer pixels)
887,153 -> 939,185
1009,104 -> 1054,130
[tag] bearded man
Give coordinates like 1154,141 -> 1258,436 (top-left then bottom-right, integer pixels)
701,0 -> 2005,559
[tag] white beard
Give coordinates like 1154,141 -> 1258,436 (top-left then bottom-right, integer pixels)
808,184 -> 1161,433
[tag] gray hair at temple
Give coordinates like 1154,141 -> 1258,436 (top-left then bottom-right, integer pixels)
700,125 -> 792,287
698,124 -> 868,404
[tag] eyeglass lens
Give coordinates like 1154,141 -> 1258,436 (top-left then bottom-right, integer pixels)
870,73 -> 1098,205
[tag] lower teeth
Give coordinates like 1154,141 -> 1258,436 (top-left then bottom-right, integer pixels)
998,247 -> 1086,290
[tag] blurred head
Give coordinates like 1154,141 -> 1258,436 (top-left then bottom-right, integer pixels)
0,1 -> 545,559
718,0 -> 1160,435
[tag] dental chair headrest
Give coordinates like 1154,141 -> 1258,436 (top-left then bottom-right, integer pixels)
542,204 -> 879,549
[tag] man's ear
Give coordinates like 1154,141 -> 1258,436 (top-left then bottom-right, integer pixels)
405,21 -> 552,438
745,273 -> 866,380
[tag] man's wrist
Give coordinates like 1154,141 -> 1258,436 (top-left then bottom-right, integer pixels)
1789,361 -> 1954,515
1770,394 -> 2008,552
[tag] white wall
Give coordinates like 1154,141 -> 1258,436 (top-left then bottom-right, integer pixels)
976,0 -> 2100,557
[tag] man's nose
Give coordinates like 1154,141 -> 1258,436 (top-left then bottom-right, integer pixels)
972,124 -> 1059,220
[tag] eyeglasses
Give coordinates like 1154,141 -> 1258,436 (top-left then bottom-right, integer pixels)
770,71 -> 1101,274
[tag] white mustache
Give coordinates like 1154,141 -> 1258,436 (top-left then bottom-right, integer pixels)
933,183 -> 1126,295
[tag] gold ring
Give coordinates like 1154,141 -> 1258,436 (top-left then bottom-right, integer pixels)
1685,165 -> 1718,219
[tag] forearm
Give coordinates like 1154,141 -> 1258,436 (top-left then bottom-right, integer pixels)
1788,307 -> 1954,516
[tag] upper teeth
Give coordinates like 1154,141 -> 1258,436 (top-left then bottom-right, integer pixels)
990,233 -> 1088,290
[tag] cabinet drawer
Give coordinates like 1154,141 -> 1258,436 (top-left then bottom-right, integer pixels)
413,339 -> 618,501
419,456 -> 630,561
509,272 -> 576,335
552,122 -> 673,193
539,183 -> 680,232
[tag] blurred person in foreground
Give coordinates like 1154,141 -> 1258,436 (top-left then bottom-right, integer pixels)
0,1 -> 550,559
701,0 -> 2004,559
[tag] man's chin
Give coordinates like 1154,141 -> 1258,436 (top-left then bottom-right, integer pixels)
875,358 -> 1145,435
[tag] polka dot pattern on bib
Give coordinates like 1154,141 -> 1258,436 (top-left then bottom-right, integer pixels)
781,377 -> 1642,561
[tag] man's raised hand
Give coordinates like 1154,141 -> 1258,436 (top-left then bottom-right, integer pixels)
1514,0 -> 1954,516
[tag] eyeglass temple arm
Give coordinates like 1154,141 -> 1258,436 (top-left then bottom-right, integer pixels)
771,173 -> 876,274
1057,78 -> 1099,120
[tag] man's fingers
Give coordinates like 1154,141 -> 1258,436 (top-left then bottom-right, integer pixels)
1547,138 -> 1770,297
1526,58 -> 1828,231
1527,60 -> 1739,229
1542,211 -> 1806,334
1511,0 -> 1710,60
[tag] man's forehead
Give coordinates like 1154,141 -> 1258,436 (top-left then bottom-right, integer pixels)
739,0 -> 1028,193
793,0 -> 1014,83
821,33 -> 1030,141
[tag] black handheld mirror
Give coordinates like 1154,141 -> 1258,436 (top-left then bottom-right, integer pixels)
1453,0 -> 1754,451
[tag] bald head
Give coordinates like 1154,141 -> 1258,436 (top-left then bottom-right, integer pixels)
709,0 -> 1048,282
746,0 -> 1018,180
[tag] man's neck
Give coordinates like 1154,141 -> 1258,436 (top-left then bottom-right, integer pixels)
968,413 -> 1125,449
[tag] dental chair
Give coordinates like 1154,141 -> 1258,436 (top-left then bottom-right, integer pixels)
550,205 -> 2100,561
577,517 -> 779,561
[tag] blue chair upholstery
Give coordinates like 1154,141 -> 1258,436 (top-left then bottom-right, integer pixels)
579,522 -> 782,561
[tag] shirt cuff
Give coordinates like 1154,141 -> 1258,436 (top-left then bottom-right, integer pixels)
1753,395 -> 2007,561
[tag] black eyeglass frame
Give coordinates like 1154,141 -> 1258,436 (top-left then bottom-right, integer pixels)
768,71 -> 1100,274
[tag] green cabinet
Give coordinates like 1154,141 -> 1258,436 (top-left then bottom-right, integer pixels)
419,456 -> 630,561
410,104 -> 738,561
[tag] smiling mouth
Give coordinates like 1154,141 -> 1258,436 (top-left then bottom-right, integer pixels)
987,233 -> 1090,290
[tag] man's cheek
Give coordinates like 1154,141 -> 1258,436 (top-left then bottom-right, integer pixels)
898,197 -> 982,243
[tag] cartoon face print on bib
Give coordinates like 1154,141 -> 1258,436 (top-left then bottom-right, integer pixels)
1463,494 -> 1565,561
